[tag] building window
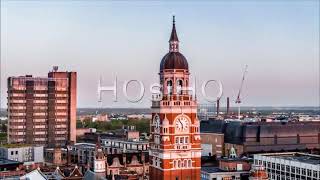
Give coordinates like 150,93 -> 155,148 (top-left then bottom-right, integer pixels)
167,80 -> 173,95
296,168 -> 300,174
184,159 -> 188,167
163,127 -> 168,134
307,169 -> 311,176
177,80 -> 183,95
188,160 -> 192,167
179,137 -> 183,144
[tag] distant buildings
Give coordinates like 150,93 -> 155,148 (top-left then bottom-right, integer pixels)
92,114 -> 109,122
201,166 -> 249,180
44,139 -> 149,179
7,67 -> 77,146
76,128 -> 97,137
201,120 -> 320,156
201,148 -> 251,180
101,138 -> 149,154
198,104 -> 216,120
254,152 -> 320,180
0,144 -> 44,166
127,114 -> 152,120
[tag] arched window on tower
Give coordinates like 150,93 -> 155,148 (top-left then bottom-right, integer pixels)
177,79 -> 183,95
167,80 -> 173,95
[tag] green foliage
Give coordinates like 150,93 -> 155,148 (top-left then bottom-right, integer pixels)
0,132 -> 7,144
77,118 -> 150,133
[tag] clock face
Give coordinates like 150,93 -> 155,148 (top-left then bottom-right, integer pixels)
175,116 -> 189,132
154,115 -> 160,129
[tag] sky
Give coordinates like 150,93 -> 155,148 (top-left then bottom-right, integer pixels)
0,0 -> 319,108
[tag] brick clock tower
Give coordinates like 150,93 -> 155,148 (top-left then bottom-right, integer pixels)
149,16 -> 201,180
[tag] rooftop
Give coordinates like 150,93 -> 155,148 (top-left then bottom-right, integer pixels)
257,152 -> 320,165
0,158 -> 22,165
201,166 -> 249,174
201,167 -> 224,173
0,144 -> 34,148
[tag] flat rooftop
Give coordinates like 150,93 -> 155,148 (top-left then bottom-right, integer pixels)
0,158 -> 22,165
0,144 -> 33,148
201,167 -> 224,173
201,166 -> 249,174
258,153 -> 320,165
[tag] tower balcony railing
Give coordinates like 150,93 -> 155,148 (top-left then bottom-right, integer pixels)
175,144 -> 191,150
152,93 -> 197,108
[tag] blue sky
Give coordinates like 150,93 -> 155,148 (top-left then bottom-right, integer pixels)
1,1 -> 319,108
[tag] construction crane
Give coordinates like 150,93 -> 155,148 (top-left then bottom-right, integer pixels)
235,65 -> 248,120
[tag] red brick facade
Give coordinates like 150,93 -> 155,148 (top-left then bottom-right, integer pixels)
149,16 -> 201,180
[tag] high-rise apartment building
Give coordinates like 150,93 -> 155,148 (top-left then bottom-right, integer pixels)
7,67 -> 77,147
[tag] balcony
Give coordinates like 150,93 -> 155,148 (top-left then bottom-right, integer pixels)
175,144 -> 190,150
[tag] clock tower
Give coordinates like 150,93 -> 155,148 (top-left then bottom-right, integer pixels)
149,16 -> 201,180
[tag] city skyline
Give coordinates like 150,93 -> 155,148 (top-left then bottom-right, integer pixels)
1,1 -> 319,108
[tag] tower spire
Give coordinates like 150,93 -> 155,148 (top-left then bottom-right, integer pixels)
169,15 -> 179,52
170,15 -> 179,42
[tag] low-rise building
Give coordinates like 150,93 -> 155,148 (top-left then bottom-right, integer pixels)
201,166 -> 249,180
201,120 -> 320,156
76,128 -> 97,137
253,152 -> 320,180
101,138 -> 149,154
0,144 -> 44,166
201,147 -> 251,180
201,133 -> 224,157
0,158 -> 25,178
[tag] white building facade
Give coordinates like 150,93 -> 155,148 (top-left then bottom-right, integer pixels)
254,153 -> 320,180
0,145 -> 44,165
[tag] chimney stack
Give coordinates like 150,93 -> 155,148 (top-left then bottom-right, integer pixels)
216,99 -> 220,116
226,97 -> 230,117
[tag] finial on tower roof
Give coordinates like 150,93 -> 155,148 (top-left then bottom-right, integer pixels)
173,15 -> 175,25
169,15 -> 179,42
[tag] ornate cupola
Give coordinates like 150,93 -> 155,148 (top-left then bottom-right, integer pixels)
160,16 -> 189,72
94,137 -> 106,174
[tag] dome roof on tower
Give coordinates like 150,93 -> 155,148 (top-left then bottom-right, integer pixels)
160,16 -> 189,72
160,52 -> 189,71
